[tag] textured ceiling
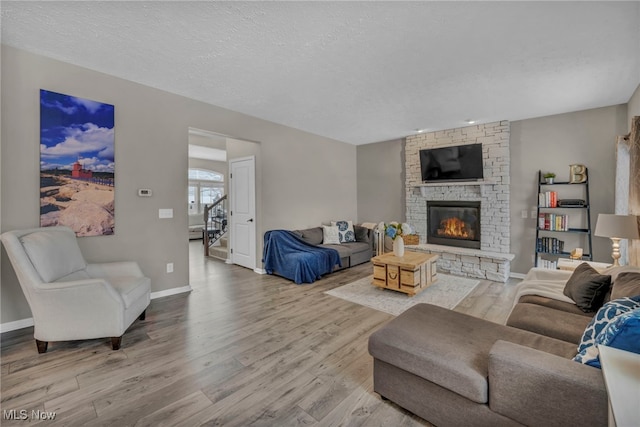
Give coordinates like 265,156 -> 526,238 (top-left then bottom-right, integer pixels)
2,1 -> 639,145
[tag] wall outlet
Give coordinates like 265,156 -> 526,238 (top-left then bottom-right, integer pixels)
166,262 -> 174,273
520,210 -> 528,219
531,210 -> 537,219
159,208 -> 173,219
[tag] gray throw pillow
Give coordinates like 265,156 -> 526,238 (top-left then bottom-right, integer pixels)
563,263 -> 612,312
297,227 -> 323,245
354,225 -> 370,243
611,272 -> 640,300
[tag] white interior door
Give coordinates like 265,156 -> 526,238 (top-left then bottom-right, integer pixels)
229,156 -> 256,270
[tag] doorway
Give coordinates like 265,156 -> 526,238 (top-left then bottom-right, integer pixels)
187,128 -> 261,278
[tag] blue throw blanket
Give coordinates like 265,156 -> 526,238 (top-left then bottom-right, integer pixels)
263,230 -> 341,284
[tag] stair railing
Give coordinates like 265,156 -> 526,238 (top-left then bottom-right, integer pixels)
203,195 -> 228,256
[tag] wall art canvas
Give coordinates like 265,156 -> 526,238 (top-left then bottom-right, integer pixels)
40,89 -> 115,236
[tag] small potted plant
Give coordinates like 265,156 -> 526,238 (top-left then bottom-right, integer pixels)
543,172 -> 556,184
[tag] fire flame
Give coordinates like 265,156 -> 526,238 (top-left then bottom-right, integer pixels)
437,217 -> 474,239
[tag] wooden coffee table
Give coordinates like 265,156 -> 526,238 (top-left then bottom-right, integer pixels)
371,251 -> 439,296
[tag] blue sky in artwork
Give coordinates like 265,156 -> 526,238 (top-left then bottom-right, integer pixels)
40,89 -> 115,173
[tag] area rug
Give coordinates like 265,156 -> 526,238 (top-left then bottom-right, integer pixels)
326,274 -> 480,316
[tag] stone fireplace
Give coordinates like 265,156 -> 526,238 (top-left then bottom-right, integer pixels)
404,121 -> 514,282
427,201 -> 481,249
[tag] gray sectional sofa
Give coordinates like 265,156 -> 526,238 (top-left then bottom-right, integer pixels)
293,225 -> 373,269
368,265 -> 640,427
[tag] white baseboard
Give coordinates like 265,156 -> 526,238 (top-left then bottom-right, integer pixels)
254,268 -> 266,275
1,317 -> 34,333
509,272 -> 526,279
150,285 -> 192,300
1,286 -> 193,334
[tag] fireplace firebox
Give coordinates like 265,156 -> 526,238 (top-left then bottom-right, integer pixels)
427,201 -> 481,249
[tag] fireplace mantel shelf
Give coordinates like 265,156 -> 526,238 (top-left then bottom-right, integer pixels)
416,180 -> 497,197
415,179 -> 497,188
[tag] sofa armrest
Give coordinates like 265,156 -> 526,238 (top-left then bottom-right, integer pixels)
523,267 -> 574,282
86,261 -> 146,278
488,340 -> 607,427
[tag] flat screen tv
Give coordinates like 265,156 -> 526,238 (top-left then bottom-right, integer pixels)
419,143 -> 484,183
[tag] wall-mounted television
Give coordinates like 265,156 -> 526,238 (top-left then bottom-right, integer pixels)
419,143 -> 484,183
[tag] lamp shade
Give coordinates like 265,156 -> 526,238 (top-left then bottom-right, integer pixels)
594,214 -> 640,239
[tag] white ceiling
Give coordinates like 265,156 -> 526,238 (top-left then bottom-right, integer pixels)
2,1 -> 639,145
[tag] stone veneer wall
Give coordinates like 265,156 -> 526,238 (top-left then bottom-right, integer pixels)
405,121 -> 511,253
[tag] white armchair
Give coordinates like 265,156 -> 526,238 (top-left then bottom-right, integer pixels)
1,226 -> 150,353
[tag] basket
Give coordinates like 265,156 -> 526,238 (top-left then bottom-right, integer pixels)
402,234 -> 419,245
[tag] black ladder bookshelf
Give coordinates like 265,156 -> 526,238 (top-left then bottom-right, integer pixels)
534,169 -> 592,268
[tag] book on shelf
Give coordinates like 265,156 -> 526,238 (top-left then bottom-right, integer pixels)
538,191 -> 558,208
536,255 -> 558,270
536,237 -> 565,254
537,213 -> 569,231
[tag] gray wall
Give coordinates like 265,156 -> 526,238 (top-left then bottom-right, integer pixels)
261,135 -> 356,230
356,138 -> 405,224
1,46 -> 357,325
510,105 -> 628,274
355,105 -> 630,275
629,83 -> 640,130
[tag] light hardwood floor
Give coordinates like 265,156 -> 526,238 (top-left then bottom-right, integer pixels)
0,241 -> 521,426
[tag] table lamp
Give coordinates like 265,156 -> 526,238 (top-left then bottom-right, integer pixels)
594,214 -> 639,266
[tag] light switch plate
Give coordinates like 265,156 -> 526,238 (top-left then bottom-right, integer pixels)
159,208 -> 173,219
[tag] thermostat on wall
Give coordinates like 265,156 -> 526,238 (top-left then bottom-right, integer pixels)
138,189 -> 153,197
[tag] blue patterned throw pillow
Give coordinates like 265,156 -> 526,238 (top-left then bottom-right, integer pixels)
573,295 -> 640,368
331,220 -> 356,243
595,309 -> 640,355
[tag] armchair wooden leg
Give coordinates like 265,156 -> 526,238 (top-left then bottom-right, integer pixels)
35,339 -> 48,354
111,336 -> 122,350
139,310 -> 146,321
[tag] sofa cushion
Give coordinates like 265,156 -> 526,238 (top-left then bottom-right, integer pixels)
516,294 -> 592,317
319,243 -> 352,259
55,269 -> 92,282
489,340 -> 608,427
340,241 -> 371,255
507,302 -> 592,344
368,303 -> 576,404
331,220 -> 356,243
563,263 -> 611,312
21,228 -> 87,283
354,225 -> 370,243
574,296 -> 640,368
602,264 -> 640,282
296,227 -> 323,245
610,272 -> 640,300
